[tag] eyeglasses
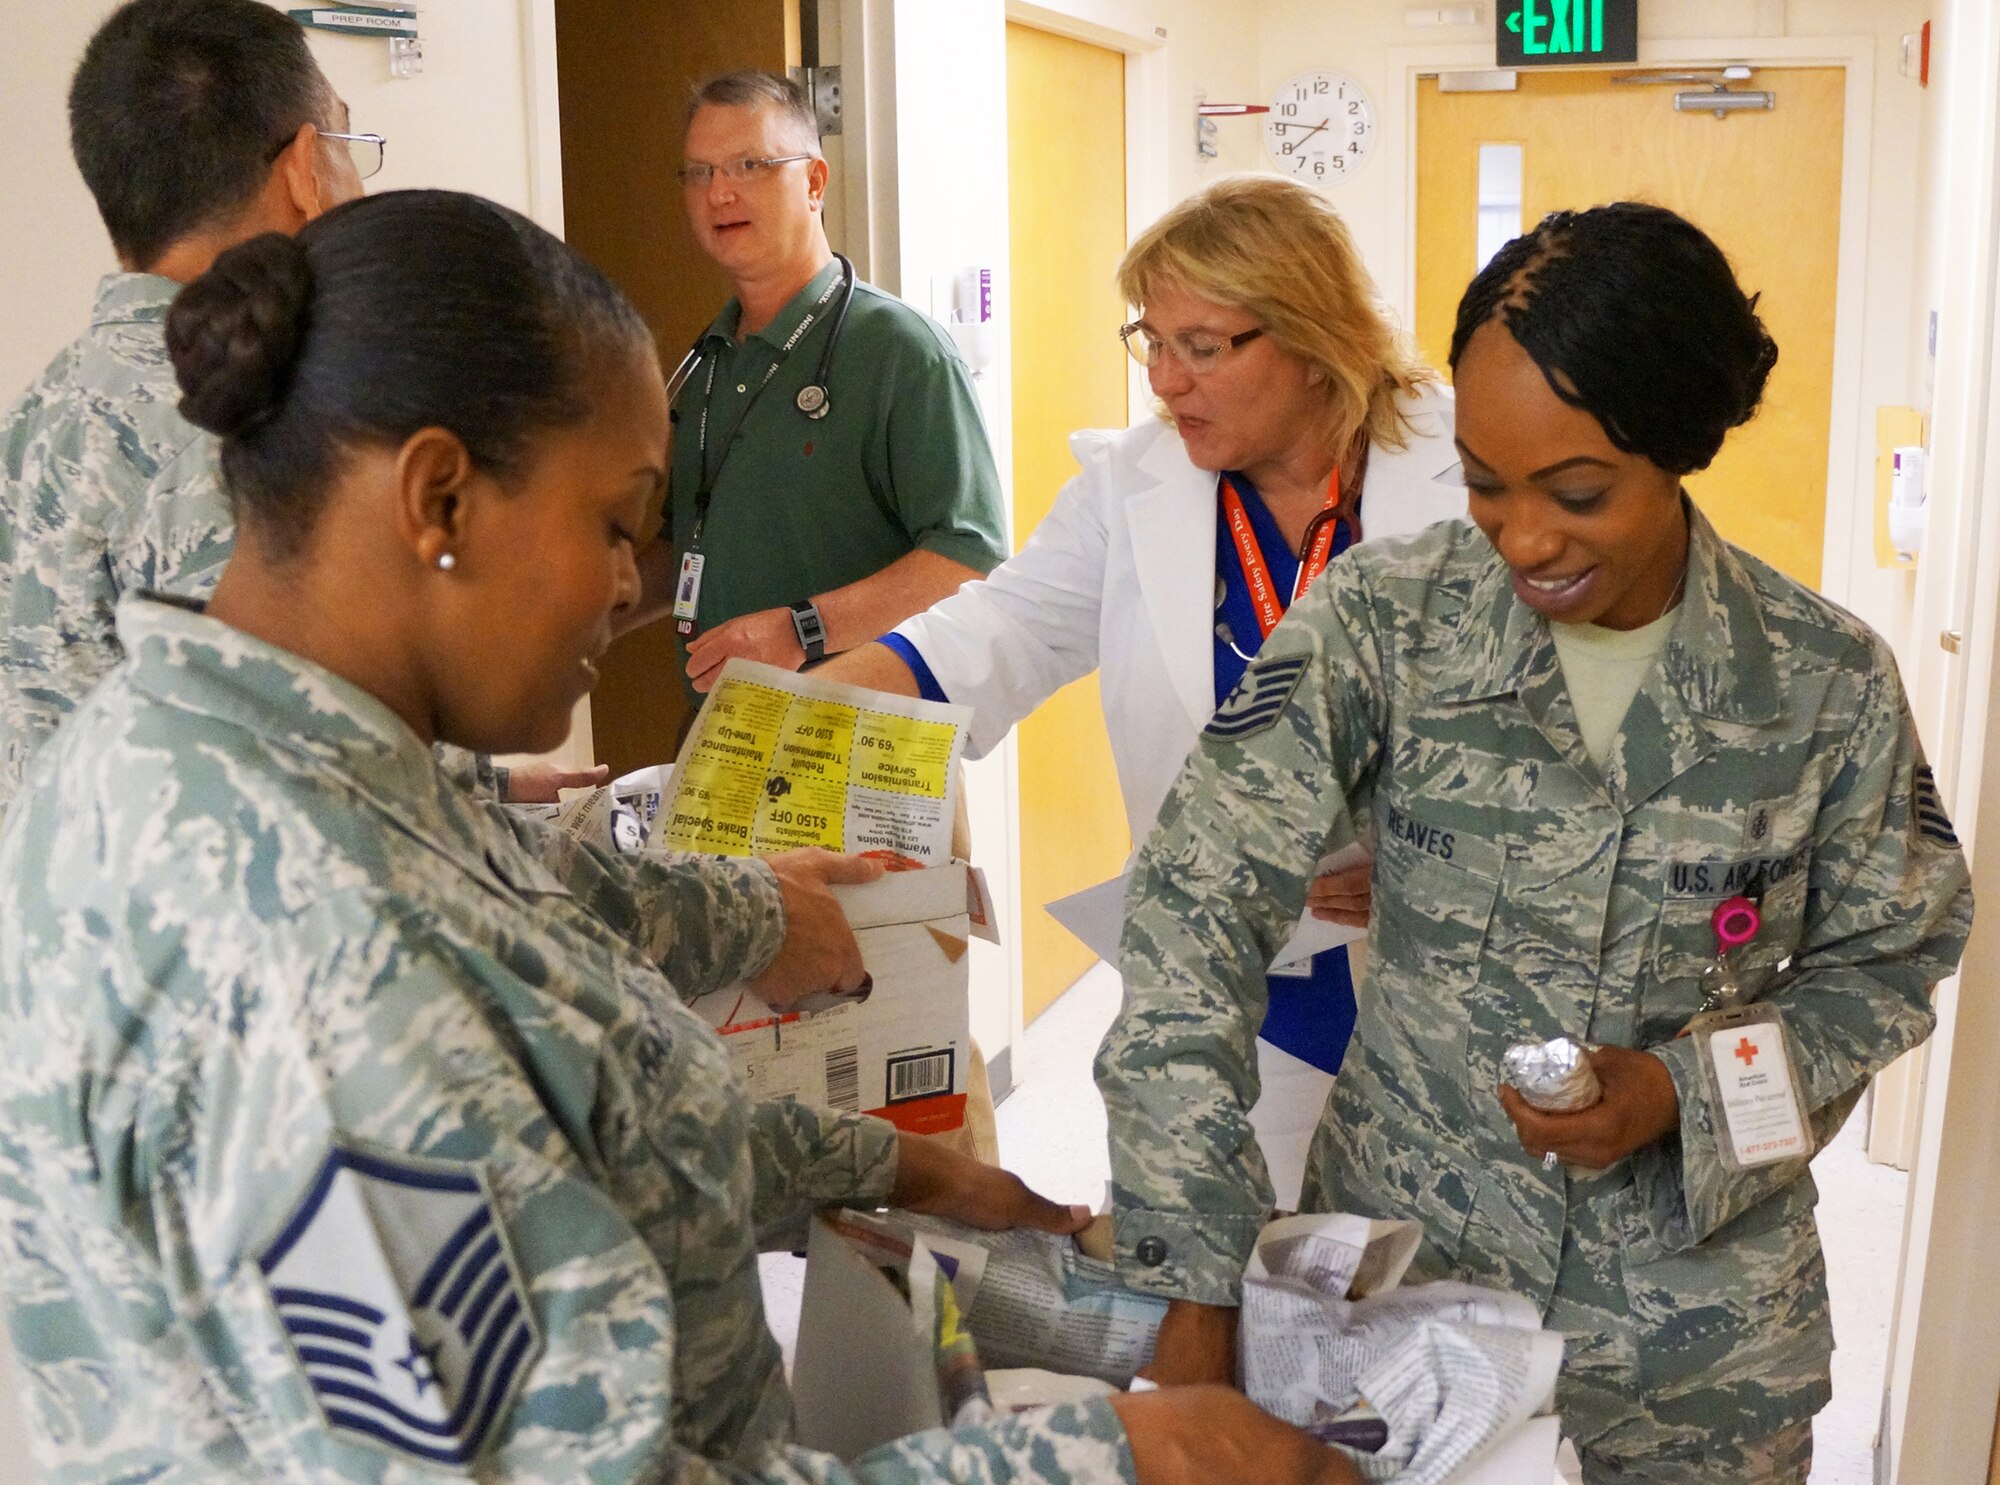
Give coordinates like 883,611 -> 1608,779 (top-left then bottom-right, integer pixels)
320,130 -> 386,181
1120,322 -> 1264,374
677,153 -> 814,188
267,126 -> 386,180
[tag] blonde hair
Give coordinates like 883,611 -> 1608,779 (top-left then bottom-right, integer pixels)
1118,174 -> 1435,457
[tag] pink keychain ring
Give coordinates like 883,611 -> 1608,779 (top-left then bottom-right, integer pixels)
1712,895 -> 1762,955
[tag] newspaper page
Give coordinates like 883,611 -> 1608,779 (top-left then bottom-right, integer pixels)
1250,1212 -> 1424,1300
1243,1276 -> 1561,1483
513,785 -> 619,852
662,659 -> 970,867
835,1211 -> 1170,1387
1241,1222 -> 1563,1485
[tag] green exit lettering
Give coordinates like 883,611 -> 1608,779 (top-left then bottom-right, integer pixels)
1511,0 -> 1607,56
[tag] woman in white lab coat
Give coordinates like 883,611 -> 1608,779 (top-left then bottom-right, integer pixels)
822,175 -> 1463,1204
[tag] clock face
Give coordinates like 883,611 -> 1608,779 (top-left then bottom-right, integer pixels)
1266,70 -> 1375,184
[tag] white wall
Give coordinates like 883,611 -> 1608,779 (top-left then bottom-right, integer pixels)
0,1 -> 560,396
0,6 -> 120,397
1877,3 -> 2000,1477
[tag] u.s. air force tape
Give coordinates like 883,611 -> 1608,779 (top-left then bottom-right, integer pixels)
1205,654 -> 1309,741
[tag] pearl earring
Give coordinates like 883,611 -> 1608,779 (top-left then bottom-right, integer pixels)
436,552 -> 457,572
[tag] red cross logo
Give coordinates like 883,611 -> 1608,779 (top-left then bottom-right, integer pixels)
1734,1036 -> 1760,1066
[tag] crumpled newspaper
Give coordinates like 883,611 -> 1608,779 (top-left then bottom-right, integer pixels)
1501,1036 -> 1602,1113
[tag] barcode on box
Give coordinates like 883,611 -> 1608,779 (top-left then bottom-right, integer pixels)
886,1049 -> 955,1104
825,1046 -> 860,1111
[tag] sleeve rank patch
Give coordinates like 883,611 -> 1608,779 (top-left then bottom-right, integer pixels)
1204,654 -> 1310,742
259,1143 -> 542,1470
1915,764 -> 1961,848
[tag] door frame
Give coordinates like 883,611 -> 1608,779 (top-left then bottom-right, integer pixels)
521,0 -> 565,236
1876,9 -> 2000,1479
1381,35 -> 1878,617
1007,1 -> 1167,425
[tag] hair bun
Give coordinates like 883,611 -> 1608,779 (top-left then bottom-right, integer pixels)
167,232 -> 314,438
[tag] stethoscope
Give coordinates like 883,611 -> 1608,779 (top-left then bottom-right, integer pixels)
1212,505 -> 1350,664
664,252 -> 858,424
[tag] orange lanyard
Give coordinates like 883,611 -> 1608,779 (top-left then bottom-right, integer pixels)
1221,467 -> 1342,641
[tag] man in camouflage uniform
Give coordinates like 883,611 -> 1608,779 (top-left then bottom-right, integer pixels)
1102,508 -> 1973,1478
0,594 -> 1138,1483
0,0 -> 585,811
0,0 -> 367,812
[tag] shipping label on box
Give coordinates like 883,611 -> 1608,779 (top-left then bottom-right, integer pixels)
687,862 -> 972,1135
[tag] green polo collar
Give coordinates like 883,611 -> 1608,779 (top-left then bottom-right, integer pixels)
702,257 -> 844,350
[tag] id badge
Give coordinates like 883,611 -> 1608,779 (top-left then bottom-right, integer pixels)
673,551 -> 705,634
1686,1001 -> 1809,1170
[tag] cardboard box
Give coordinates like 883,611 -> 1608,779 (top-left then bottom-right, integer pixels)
688,863 -> 977,1136
793,1213 -> 950,1457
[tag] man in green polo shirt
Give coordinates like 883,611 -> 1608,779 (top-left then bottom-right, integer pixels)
629,71 -> 1007,701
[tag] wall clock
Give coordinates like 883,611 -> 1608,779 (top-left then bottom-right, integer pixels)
1266,70 -> 1376,184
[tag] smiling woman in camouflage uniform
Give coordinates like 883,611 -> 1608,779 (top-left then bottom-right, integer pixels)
1103,203 -> 1974,1482
0,191 -> 1357,1485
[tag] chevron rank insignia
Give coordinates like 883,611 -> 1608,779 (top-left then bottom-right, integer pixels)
1915,765 -> 1960,848
260,1143 -> 541,1470
1205,653 -> 1310,741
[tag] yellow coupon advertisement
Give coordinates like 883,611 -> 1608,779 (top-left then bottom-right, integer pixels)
662,660 -> 971,866
852,712 -> 955,799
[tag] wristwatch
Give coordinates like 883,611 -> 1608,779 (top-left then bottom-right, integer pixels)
789,599 -> 828,665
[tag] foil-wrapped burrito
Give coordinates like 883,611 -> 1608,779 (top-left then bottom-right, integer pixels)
1501,1036 -> 1603,1113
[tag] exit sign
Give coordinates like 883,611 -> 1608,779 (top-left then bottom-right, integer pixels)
1497,0 -> 1638,66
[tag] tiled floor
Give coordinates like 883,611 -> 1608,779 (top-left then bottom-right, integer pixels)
763,961 -> 1905,1483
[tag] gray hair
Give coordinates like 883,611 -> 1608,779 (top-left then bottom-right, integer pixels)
685,70 -> 820,154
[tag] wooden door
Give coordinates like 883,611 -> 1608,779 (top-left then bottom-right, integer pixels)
1005,24 -> 1131,1021
555,0 -> 800,776
1416,68 -> 1845,589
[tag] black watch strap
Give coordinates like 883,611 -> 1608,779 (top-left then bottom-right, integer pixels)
789,599 -> 828,664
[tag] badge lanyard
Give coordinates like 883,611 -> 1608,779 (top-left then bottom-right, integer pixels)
1208,438 -> 1368,644
1680,895 -> 1811,1171
673,267 -> 846,636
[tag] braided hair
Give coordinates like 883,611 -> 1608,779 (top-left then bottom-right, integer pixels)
1449,201 -> 1778,475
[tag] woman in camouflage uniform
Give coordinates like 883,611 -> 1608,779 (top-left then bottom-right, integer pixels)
1105,203 -> 1973,1483
0,190 -> 1355,1485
